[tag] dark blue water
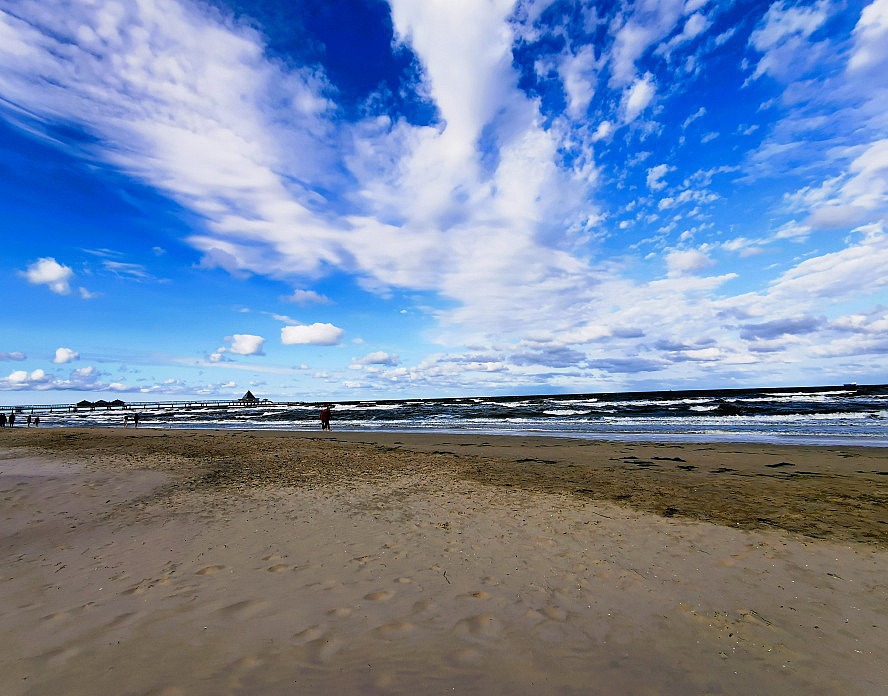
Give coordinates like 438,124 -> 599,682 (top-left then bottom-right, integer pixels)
18,385 -> 888,447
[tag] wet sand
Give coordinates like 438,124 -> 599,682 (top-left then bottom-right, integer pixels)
1,428 -> 886,694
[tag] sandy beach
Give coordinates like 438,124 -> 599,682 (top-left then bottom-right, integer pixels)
1,428 -> 886,694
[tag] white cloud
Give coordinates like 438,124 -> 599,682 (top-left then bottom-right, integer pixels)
559,44 -> 599,119
353,351 -> 400,367
646,164 -> 672,191
609,2 -> 686,87
749,1 -> 829,52
4,0 -> 887,392
591,120 -> 613,141
848,0 -> 888,72
785,139 -> 888,228
682,106 -> 706,129
747,0 -> 830,81
621,73 -> 656,123
285,289 -> 331,305
660,11 -> 711,56
665,248 -> 715,276
53,347 -> 80,364
281,323 -> 344,346
20,257 -> 73,295
0,352 -> 26,361
228,334 -> 265,356
769,225 -> 888,300
1,368 -> 51,390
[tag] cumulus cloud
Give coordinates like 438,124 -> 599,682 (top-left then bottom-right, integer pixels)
647,164 -> 672,191
665,248 -> 715,276
20,257 -> 73,295
0,362 -> 244,395
53,347 -> 80,364
1,368 -> 51,390
353,351 -> 400,367
281,323 -> 344,346
228,334 -> 265,356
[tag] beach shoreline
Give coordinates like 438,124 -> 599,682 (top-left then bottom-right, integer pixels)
2,428 -> 886,694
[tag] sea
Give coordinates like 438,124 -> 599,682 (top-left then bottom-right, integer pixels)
12,384 -> 888,447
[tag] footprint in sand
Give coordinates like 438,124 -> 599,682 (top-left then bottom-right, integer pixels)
300,636 -> 344,664
218,599 -> 269,620
541,606 -> 568,621
122,583 -> 149,596
196,565 -> 226,575
453,613 -> 500,638
229,655 -> 262,670
328,607 -> 352,617
374,621 -> 415,638
364,589 -> 395,601
41,610 -> 70,622
39,645 -> 81,667
412,599 -> 437,614
106,611 -> 142,628
292,624 -> 327,646
266,564 -> 289,573
450,647 -> 484,665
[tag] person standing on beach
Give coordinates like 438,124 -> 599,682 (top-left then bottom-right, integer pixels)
320,405 -> 332,431
0,413 -> 6,428
27,414 -> 31,427
133,412 -> 139,428
8,412 -> 14,428
124,415 -> 129,428
33,416 -> 39,427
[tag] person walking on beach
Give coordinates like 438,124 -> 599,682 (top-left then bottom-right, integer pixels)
320,405 -> 332,431
33,416 -> 39,427
8,412 -> 14,428
124,414 -> 129,428
27,414 -> 31,427
133,412 -> 139,428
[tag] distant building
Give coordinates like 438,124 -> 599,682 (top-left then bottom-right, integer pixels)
239,390 -> 259,403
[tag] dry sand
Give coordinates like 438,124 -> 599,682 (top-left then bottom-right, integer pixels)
1,428 -> 886,695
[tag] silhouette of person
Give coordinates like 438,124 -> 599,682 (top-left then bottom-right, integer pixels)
320,405 -> 332,431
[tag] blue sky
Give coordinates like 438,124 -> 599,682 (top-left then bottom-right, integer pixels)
1,0 -> 887,403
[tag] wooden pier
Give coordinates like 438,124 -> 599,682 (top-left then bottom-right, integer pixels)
0,397 -> 280,415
